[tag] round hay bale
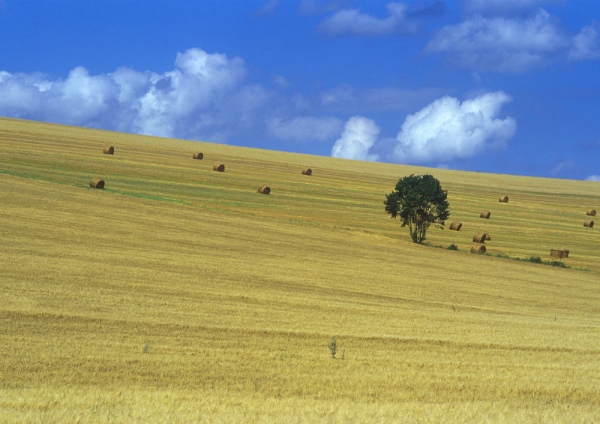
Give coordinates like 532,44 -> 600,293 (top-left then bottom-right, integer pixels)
193,152 -> 204,160
103,146 -> 114,155
480,210 -> 491,219
586,209 -> 596,216
485,233 -> 491,241
302,168 -> 312,175
471,243 -> 486,254
584,220 -> 594,228
499,196 -> 509,203
449,220 -> 462,231
258,185 -> 271,195
90,178 -> 105,189
213,164 -> 225,172
473,232 -> 488,243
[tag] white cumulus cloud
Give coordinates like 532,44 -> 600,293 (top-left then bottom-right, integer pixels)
331,116 -> 379,161
392,92 -> 516,164
585,175 -> 600,182
318,2 -> 417,36
0,48 -> 342,145
425,10 -> 568,72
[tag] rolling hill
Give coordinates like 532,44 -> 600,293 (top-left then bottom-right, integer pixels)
1,117 -> 598,422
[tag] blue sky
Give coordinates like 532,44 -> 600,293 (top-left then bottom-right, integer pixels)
1,0 -> 599,180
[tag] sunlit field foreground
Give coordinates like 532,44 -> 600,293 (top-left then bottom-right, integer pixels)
1,117 -> 599,422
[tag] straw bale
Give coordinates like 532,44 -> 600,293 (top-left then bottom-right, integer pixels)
302,168 -> 312,175
550,249 -> 562,258
103,146 -> 114,155
449,220 -> 462,231
471,243 -> 486,254
90,178 -> 105,189
587,209 -> 596,216
584,220 -> 594,228
480,210 -> 491,219
499,196 -> 509,203
473,232 -> 488,243
551,249 -> 570,258
193,152 -> 204,160
485,233 -> 491,241
258,185 -> 271,195
213,164 -> 225,172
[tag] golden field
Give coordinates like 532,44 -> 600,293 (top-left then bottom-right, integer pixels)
0,117 -> 599,422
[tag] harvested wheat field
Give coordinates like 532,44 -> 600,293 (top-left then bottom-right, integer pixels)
1,117 -> 599,422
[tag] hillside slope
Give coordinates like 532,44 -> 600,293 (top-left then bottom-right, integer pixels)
1,117 -> 599,422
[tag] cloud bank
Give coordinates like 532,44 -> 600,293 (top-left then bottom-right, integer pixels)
0,48 -> 347,144
331,116 -> 379,161
392,92 -> 516,164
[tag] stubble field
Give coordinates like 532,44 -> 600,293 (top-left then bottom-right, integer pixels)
0,117 -> 599,422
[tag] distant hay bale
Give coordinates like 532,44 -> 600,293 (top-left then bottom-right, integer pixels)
449,220 -> 462,231
471,243 -> 486,254
550,249 -> 562,258
193,152 -> 204,160
551,249 -> 569,258
584,220 -> 594,228
103,146 -> 114,155
258,185 -> 271,195
473,232 -> 488,243
480,210 -> 491,219
302,168 -> 312,175
587,209 -> 596,216
499,196 -> 509,203
485,233 -> 491,241
213,164 -> 225,172
90,178 -> 105,189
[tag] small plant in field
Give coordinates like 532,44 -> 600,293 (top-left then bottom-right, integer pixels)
143,341 -> 150,353
527,256 -> 543,264
447,244 -> 458,250
341,349 -> 346,360
549,260 -> 566,268
328,335 -> 338,359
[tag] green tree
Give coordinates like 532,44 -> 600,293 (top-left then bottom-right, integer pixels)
384,174 -> 450,244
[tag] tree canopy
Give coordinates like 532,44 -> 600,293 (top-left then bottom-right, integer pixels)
384,174 -> 450,244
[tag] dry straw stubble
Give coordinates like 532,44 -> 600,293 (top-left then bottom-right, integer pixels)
90,178 -> 105,189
